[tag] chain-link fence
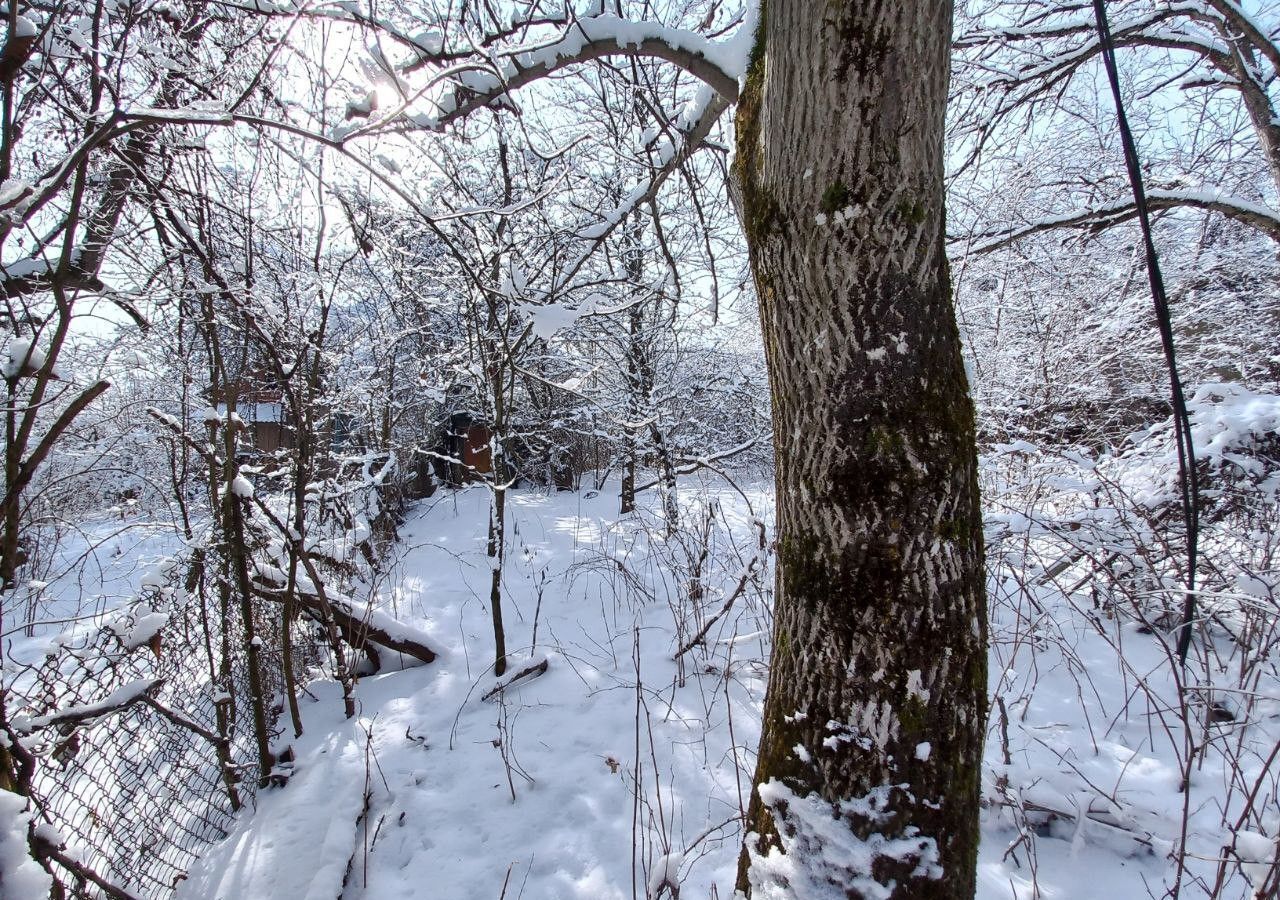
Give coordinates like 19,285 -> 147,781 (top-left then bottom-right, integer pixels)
3,563 -> 316,900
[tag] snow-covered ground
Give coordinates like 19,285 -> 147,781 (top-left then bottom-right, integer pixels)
88,474 -> 1278,899
178,480 -> 773,900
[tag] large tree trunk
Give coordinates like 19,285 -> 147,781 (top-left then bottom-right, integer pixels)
734,3 -> 987,898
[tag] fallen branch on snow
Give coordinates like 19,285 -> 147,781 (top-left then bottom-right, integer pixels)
482,656 -> 549,701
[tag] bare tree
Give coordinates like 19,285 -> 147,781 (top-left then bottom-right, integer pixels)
953,0 -> 1280,250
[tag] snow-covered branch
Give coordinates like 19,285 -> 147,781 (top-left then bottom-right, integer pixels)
13,678 -> 164,734
633,439 -> 757,494
344,8 -> 754,137
956,188 -> 1280,254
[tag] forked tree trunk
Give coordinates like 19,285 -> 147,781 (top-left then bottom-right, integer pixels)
734,3 -> 987,898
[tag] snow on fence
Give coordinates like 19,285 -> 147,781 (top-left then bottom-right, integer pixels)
4,572 -> 315,899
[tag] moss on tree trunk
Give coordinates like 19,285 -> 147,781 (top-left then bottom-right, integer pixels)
734,2 -> 987,897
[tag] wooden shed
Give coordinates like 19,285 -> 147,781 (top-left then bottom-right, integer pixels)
438,412 -> 492,485
209,378 -> 295,455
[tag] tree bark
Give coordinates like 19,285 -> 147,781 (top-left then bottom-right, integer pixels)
1217,27 -> 1280,201
734,3 -> 987,898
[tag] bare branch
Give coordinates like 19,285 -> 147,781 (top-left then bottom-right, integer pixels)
955,188 -> 1280,254
0,379 -> 111,521
634,438 -> 756,494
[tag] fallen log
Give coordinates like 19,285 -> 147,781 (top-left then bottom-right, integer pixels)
252,573 -> 437,669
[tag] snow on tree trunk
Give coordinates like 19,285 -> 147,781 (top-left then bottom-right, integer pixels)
734,2 -> 987,898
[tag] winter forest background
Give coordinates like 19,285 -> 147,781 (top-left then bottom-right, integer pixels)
1,1 -> 1279,898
